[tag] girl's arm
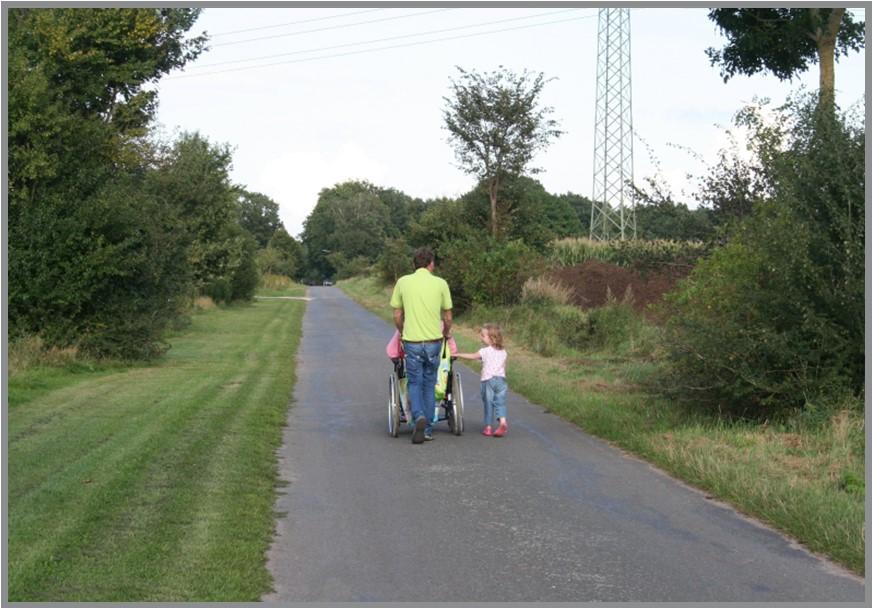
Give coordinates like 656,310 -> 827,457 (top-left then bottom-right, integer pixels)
454,352 -> 481,360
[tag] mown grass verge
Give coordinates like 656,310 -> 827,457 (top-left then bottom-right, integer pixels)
7,284 -> 306,601
339,275 -> 864,575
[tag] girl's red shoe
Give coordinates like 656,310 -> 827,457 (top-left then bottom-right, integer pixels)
494,422 -> 508,437
482,426 -> 493,436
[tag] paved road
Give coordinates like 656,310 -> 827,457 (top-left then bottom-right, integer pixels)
264,287 -> 864,604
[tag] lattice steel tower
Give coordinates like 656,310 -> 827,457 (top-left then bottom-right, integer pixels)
590,8 -> 635,240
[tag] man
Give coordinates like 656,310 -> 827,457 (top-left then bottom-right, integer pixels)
390,247 -> 453,444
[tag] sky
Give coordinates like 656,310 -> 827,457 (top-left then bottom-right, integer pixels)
154,5 -> 867,238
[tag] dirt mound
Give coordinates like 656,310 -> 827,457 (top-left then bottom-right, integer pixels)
549,260 -> 690,314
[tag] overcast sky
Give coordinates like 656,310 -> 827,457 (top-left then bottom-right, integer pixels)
154,6 -> 867,238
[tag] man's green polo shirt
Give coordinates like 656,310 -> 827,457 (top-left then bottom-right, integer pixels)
390,268 -> 452,342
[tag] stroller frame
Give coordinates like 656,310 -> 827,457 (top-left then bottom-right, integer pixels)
388,355 -> 464,437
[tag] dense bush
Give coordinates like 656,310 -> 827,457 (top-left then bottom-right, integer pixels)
438,238 -> 544,310
9,173 -> 192,359
661,98 -> 864,416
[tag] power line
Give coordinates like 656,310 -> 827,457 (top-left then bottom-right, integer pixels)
210,8 -> 456,47
167,13 -> 597,80
209,8 -> 387,37
190,8 -> 589,70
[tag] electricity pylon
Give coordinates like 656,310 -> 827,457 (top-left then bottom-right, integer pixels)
590,7 -> 635,241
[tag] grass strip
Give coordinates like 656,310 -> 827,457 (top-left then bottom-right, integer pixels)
339,275 -> 864,574
7,285 -> 306,601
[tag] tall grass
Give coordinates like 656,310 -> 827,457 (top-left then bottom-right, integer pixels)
548,237 -> 708,269
9,335 -> 83,376
259,273 -> 294,291
520,276 -> 573,306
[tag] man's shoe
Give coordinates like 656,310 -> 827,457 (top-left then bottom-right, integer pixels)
424,430 -> 434,441
412,416 -> 426,444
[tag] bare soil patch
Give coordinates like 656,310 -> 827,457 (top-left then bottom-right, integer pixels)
549,260 -> 691,316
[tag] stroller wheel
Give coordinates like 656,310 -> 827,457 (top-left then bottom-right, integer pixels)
388,373 -> 401,437
452,372 -> 464,435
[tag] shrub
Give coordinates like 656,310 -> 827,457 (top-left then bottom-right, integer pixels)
549,305 -> 591,350
514,308 -> 563,356
439,238 -> 544,309
202,278 -> 232,303
588,299 -> 642,351
9,174 -> 192,360
661,98 -> 864,416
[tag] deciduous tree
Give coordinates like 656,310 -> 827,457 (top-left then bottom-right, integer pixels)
443,66 -> 562,238
236,189 -> 282,247
706,8 -> 864,109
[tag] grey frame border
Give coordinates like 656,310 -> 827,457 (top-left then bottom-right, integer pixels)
2,1 -> 870,608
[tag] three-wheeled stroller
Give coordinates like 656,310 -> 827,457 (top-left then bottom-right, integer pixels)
387,342 -> 464,437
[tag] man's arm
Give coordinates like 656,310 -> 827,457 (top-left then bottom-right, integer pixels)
393,308 -> 404,334
441,309 -> 452,337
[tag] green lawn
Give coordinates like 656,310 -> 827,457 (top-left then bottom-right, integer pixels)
7,287 -> 306,601
340,275 -> 864,575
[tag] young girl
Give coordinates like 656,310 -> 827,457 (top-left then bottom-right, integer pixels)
455,323 -> 508,437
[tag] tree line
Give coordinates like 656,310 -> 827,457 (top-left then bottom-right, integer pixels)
8,8 -> 303,358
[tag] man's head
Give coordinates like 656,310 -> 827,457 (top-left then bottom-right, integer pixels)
413,247 -> 435,270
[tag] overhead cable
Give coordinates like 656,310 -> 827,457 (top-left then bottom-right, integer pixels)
210,8 -> 457,47
168,14 -> 597,80
209,8 -> 387,37
190,8 -> 589,70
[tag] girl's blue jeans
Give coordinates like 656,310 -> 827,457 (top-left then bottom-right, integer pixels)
480,376 -> 507,427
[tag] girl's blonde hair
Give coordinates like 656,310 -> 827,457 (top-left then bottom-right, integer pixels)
482,323 -> 504,350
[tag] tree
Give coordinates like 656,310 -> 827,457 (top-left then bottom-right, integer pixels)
374,186 -> 424,238
461,176 -> 583,250
301,181 -> 392,278
236,189 -> 281,247
268,228 -> 304,279
8,8 -> 206,191
151,132 -> 259,302
706,8 -> 865,109
7,8 -> 207,356
407,197 -> 478,251
558,193 -> 595,236
443,66 -> 562,238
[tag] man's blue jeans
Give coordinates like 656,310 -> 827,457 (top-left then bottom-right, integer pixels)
403,340 -> 442,433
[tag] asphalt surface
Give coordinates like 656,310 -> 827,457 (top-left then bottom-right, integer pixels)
264,286 -> 865,604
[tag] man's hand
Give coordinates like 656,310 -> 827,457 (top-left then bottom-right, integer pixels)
393,309 -> 404,334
